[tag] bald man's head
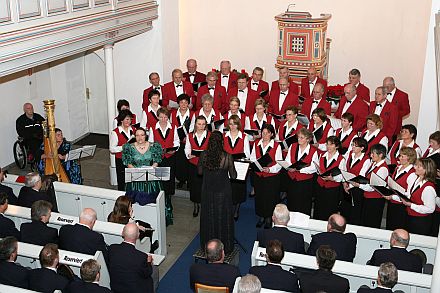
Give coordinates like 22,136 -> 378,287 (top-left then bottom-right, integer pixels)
79,208 -> 97,229
122,223 -> 139,243
390,229 -> 409,248
327,214 -> 346,233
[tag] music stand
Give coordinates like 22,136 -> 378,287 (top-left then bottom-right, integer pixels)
125,167 -> 171,183
65,145 -> 96,180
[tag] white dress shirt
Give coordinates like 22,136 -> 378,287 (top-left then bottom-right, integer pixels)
250,139 -> 283,173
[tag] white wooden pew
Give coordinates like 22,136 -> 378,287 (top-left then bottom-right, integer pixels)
3,174 -> 167,256
0,284 -> 58,293
4,205 -> 165,266
251,241 -> 431,293
287,213 -> 437,265
14,241 -> 110,289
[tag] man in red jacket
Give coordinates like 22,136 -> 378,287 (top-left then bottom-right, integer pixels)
383,76 -> 411,142
196,71 -> 227,112
301,83 -> 331,119
300,67 -> 328,100
183,59 -> 206,91
334,84 -> 369,132
345,68 -> 370,103
217,60 -> 237,92
271,66 -> 299,95
162,69 -> 195,109
142,72 -> 163,109
369,86 -> 398,145
227,74 -> 259,116
248,67 -> 270,101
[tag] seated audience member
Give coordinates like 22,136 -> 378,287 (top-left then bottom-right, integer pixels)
383,76 -> 410,141
20,200 -> 58,245
67,259 -> 112,293
249,240 -> 299,292
369,229 -> 422,273
300,67 -> 328,100
108,195 -> 158,253
28,244 -> 70,292
108,223 -> 154,293
0,167 -> 17,205
17,172 -> 52,208
0,193 -> 20,239
237,274 -> 262,293
307,214 -> 357,262
358,262 -> 398,293
257,204 -> 305,254
0,237 -> 29,289
300,245 -> 349,293
189,239 -> 240,292
59,208 -> 108,261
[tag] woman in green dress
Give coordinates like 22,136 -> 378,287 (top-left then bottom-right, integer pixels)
122,127 -> 173,225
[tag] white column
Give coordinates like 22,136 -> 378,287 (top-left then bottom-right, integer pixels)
104,44 -> 118,185
431,227 -> 440,291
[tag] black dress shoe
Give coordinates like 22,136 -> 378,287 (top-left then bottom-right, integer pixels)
256,218 -> 264,228
193,204 -> 199,217
150,240 -> 159,253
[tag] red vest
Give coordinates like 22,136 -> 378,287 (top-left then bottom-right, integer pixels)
316,153 -> 343,188
407,181 -> 436,217
345,152 -> 370,176
170,109 -> 194,128
254,140 -> 279,178
223,133 -> 245,154
197,109 -> 222,124
364,163 -> 389,199
145,109 -> 159,130
336,128 -> 357,155
287,143 -> 317,181
248,116 -> 273,130
388,141 -> 421,165
113,126 -> 136,159
309,122 -> 332,144
188,132 -> 211,165
390,166 -> 415,204
223,112 -> 247,129
151,125 -> 176,158
362,130 -> 386,154
278,121 -> 303,141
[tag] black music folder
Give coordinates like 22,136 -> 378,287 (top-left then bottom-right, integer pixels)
165,146 -> 179,153
191,149 -> 204,157
232,153 -> 246,160
269,112 -> 286,120
259,89 -> 269,98
251,153 -> 273,172
244,129 -> 260,136
279,135 -> 298,151
192,81 -> 207,92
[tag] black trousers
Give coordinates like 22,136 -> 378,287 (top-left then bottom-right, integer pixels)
115,158 -> 126,191
287,178 -> 314,216
340,188 -> 364,225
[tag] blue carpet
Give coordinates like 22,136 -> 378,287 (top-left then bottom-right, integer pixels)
158,195 -> 258,293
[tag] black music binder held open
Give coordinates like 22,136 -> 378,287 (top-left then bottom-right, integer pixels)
251,153 -> 273,172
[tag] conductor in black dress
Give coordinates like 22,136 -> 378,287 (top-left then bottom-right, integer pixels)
198,131 -> 237,254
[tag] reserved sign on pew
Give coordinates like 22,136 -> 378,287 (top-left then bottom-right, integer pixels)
53,214 -> 78,225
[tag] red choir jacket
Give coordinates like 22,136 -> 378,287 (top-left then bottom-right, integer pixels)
277,120 -> 304,141
345,152 -> 370,176
267,89 -> 299,116
334,96 -> 369,132
227,87 -> 259,116
300,77 -> 328,100
196,84 -> 227,112
253,139 -> 280,178
369,101 -> 398,143
335,128 -> 357,155
183,71 -> 206,84
391,88 -> 411,136
345,82 -> 370,103
162,81 -> 195,108
301,98 -> 331,119
187,132 -> 211,166
287,143 -> 317,181
271,79 -> 299,95
361,129 -> 387,154
223,133 -> 246,155
407,180 -> 436,217
150,125 -> 177,159
248,79 -> 270,101
364,162 -> 389,199
390,165 -> 415,204
216,72 -> 238,91
142,85 -> 163,110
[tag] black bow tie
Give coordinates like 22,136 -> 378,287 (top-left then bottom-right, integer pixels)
376,104 -> 383,108
176,84 -> 182,88
154,87 -> 160,90
347,100 -> 352,104
387,92 -> 392,95
223,75 -> 228,78
309,81 -> 314,84
252,82 -> 258,86
280,92 -> 286,95
239,89 -> 244,93
189,73 -> 195,77
208,87 -> 215,90
312,100 -> 318,104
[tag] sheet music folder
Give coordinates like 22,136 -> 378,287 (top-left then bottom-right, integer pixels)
279,134 -> 298,151
370,173 -> 413,202
251,153 -> 273,172
65,145 -> 96,161
340,170 -> 369,184
231,161 -> 249,181
277,160 -> 308,171
313,162 -> 341,177
125,167 -> 171,183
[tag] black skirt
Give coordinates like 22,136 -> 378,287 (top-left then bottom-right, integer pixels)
287,178 -> 314,216
189,163 -> 203,203
431,211 -> 440,237
408,214 -> 433,236
254,173 -> 280,218
340,187 -> 364,225
362,197 -> 385,228
313,184 -> 342,221
175,145 -> 189,183
115,158 -> 126,191
160,155 -> 176,196
386,202 -> 408,230
231,179 -> 247,205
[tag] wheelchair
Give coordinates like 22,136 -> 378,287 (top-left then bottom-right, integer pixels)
13,137 -> 36,170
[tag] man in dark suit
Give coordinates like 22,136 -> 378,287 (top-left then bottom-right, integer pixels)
248,67 -> 270,101
162,68 -> 196,109
257,204 -> 305,254
142,72 -> 163,110
196,71 -> 227,112
189,239 -> 240,292
0,193 -> 20,240
59,208 -> 108,262
20,200 -> 58,245
227,73 -> 259,116
383,77 -> 411,142
334,83 -> 369,132
358,262 -> 397,292
249,239 -> 299,292
216,60 -> 238,92
67,259 -> 112,293
301,82 -> 331,119
307,214 -> 357,262
299,245 -> 349,293
28,243 -> 70,292
369,86 -> 398,144
368,229 -> 422,273
271,66 -> 299,95
108,223 -> 154,293
183,59 -> 206,87
0,168 -> 18,205
345,68 -> 370,103
237,274 -> 261,293
0,237 -> 29,289
300,67 -> 328,101
17,172 -> 52,208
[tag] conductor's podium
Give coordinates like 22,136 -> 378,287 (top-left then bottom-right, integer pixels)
251,241 -> 431,292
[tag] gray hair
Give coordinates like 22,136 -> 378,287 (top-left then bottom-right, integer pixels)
378,262 -> 398,288
0,237 -> 18,261
79,208 -> 97,224
25,172 -> 41,188
206,239 -> 224,263
391,230 -> 409,248
376,86 -> 387,96
201,93 -> 214,105
31,200 -> 52,221
238,274 -> 261,293
273,204 -> 290,225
